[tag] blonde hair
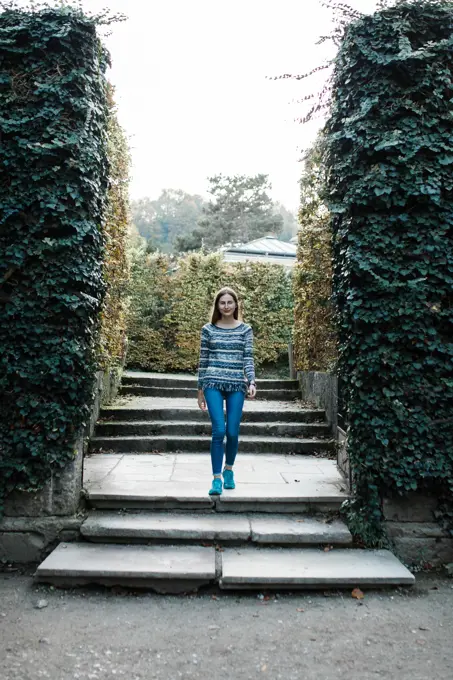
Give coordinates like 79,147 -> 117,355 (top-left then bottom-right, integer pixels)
210,287 -> 241,324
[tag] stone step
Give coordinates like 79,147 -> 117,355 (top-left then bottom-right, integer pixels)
123,372 -> 299,391
100,406 -> 326,424
86,480 -> 348,513
35,543 -> 216,593
35,543 -> 415,592
95,421 -> 332,438
89,434 -> 334,455
81,511 -> 353,546
219,547 -> 415,589
119,386 -> 300,401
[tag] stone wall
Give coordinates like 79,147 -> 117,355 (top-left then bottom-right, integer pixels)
297,371 -> 350,479
0,368 -> 121,564
384,494 -> 453,568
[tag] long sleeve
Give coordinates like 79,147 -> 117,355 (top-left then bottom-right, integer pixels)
243,326 -> 256,385
197,325 -> 210,390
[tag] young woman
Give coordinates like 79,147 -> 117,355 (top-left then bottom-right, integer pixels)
197,287 -> 256,496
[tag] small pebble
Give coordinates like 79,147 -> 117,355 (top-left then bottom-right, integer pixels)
34,599 -> 48,610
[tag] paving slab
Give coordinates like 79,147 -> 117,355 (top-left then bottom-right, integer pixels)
250,516 -> 352,544
219,547 -> 415,589
84,454 -> 345,488
81,512 -> 352,546
104,396 -> 319,413
82,511 -> 251,542
35,543 -> 216,593
87,481 -> 215,509
89,433 -> 333,455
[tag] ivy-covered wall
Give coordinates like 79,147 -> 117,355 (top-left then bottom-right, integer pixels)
126,251 -> 294,372
324,1 -> 453,544
0,7 -> 111,512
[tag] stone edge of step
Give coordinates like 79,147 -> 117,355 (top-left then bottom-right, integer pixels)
34,543 -> 415,589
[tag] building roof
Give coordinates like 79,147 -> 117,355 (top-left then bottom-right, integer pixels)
223,235 -> 297,258
221,236 -> 297,268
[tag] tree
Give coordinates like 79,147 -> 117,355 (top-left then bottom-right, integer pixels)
178,174 -> 284,252
131,189 -> 205,252
273,202 -> 298,241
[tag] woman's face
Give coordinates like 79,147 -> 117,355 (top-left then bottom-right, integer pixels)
218,294 -> 236,317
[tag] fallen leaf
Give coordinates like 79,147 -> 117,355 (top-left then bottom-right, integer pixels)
296,608 -> 304,612
261,665 -> 267,672
296,519 -> 305,523
211,595 -> 218,600
351,588 -> 365,600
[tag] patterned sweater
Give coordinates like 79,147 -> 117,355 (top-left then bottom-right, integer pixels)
197,322 -> 256,393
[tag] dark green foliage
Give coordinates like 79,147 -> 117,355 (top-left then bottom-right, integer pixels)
323,1 -> 453,543
0,6 -> 110,508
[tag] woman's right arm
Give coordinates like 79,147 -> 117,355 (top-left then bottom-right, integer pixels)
197,326 -> 209,411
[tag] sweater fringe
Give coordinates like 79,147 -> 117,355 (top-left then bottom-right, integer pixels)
201,380 -> 247,394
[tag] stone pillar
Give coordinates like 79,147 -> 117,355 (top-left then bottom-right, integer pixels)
0,368 -> 121,563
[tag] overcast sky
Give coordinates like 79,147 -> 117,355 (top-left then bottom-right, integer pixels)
84,0 -> 379,210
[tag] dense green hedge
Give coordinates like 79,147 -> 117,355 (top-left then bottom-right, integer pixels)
324,1 -> 453,543
0,7 -> 110,509
126,250 -> 294,372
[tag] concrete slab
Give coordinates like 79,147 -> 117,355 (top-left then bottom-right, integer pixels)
250,516 -> 352,545
90,433 -> 334,455
87,481 -> 214,509
219,548 -> 415,588
82,512 -> 251,542
215,482 -> 347,504
36,543 -> 216,593
84,454 -> 347,495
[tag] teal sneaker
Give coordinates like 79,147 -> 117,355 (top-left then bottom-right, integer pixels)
223,468 -> 235,490
209,477 -> 223,495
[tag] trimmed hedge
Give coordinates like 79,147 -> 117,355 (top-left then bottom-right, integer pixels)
324,1 -> 453,543
97,85 -> 130,372
0,7 -> 110,509
293,138 -> 337,372
126,252 -> 294,372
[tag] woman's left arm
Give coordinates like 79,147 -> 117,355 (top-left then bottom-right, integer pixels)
244,326 -> 256,398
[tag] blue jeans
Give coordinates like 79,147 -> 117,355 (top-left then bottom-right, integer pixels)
204,388 -> 245,475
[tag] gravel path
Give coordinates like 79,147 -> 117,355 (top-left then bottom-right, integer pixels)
1,570 -> 452,680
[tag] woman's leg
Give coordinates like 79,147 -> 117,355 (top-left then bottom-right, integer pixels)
204,388 -> 226,476
224,390 -> 245,468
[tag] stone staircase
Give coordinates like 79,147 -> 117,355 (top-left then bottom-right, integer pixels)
35,371 -> 415,592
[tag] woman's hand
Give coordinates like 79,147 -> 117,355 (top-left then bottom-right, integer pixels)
197,389 -> 207,411
248,383 -> 257,399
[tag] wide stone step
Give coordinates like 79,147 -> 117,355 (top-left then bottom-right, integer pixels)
219,547 -> 415,589
95,421 -> 331,438
123,372 -> 299,391
100,406 -> 326,424
35,543 -> 415,592
120,386 -> 300,401
89,434 -> 334,455
81,511 -> 353,546
86,480 -> 348,513
35,543 -> 216,593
